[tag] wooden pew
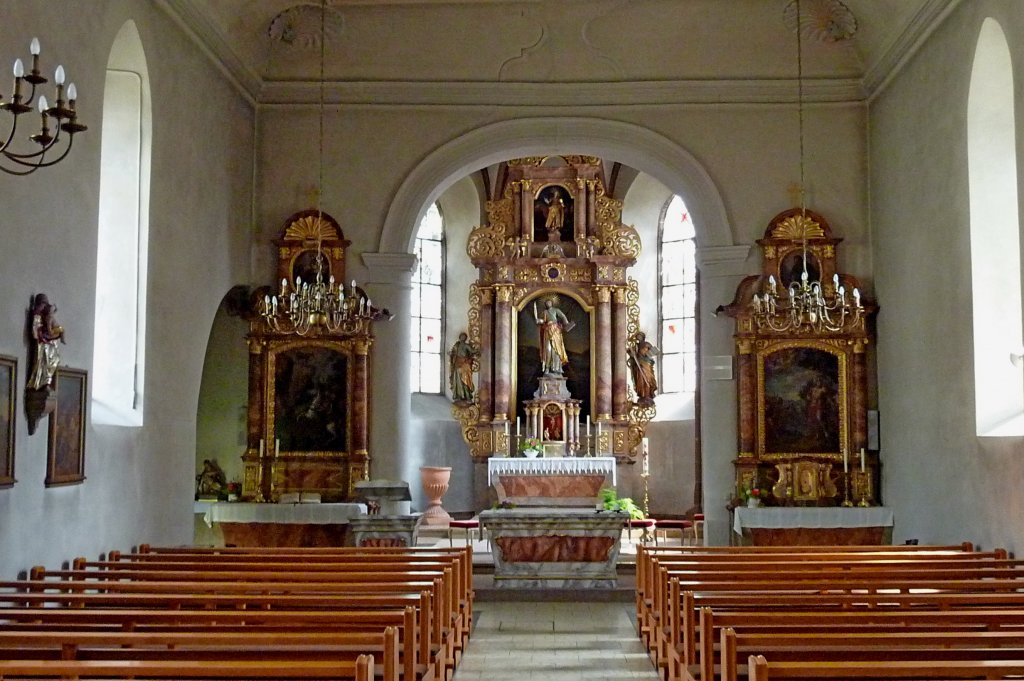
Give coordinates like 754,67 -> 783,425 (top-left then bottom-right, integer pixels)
0,629 -> 397,681
747,654 -> 1024,681
0,655 -> 375,680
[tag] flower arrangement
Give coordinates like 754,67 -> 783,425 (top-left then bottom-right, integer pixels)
740,486 -> 762,501
518,436 -> 541,453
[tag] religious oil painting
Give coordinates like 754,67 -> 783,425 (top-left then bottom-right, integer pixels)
46,367 -> 87,487
273,346 -> 348,453
760,345 -> 844,455
0,355 -> 15,487
515,293 -> 591,420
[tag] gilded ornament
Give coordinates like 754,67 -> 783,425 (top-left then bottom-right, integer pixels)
597,266 -> 611,279
467,223 -> 508,259
498,265 -> 511,280
613,287 -> 628,304
771,214 -> 825,240
595,286 -> 611,304
737,339 -> 753,355
494,285 -> 514,304
568,266 -> 591,282
284,214 -> 341,242
516,269 -> 539,283
467,285 -> 482,347
823,245 -> 835,258
764,245 -> 776,259
480,287 -> 494,305
626,278 -> 640,339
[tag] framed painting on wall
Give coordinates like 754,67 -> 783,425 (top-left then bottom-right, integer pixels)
0,355 -> 15,487
46,367 -> 87,487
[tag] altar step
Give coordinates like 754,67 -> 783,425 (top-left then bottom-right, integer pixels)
472,563 -> 637,603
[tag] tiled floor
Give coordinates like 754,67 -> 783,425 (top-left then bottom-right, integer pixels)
453,600 -> 660,680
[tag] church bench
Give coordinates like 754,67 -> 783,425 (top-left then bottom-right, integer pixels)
0,655 -> 376,680
746,655 -> 1024,681
0,606 -> 419,681
695,607 -> 1024,681
718,627 -> 1024,681
0,628 -> 398,681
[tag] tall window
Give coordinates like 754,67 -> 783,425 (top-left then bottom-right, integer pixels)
659,195 -> 697,395
968,18 -> 1023,436
411,203 -> 444,393
92,21 -> 151,426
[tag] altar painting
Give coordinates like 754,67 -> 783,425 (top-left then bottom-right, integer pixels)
515,294 -> 591,419
272,346 -> 349,453
760,345 -> 844,455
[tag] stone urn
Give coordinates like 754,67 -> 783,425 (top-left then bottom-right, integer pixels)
419,466 -> 453,526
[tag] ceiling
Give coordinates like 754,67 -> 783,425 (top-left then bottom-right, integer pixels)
156,0 -> 958,104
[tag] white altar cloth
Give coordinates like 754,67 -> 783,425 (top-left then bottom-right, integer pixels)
203,502 -> 367,527
733,507 -> 894,535
487,456 -> 616,487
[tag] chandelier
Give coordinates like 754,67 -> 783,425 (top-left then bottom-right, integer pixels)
751,0 -> 862,335
258,1 -> 379,336
1,37 -> 87,175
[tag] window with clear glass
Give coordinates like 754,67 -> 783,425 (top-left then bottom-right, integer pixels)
411,203 -> 444,393
659,195 -> 697,395
92,20 -> 151,426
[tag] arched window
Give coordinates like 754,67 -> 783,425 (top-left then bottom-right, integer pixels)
968,18 -> 1023,436
659,195 -> 697,395
411,203 -> 444,393
92,20 -> 151,426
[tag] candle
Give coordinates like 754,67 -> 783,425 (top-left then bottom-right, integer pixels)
860,447 -> 865,472
586,415 -> 591,436
259,439 -> 264,457
843,447 -> 848,474
596,423 -> 602,454
641,437 -> 650,477
275,438 -> 280,456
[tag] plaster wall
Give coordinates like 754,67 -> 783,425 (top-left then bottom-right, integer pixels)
0,0 -> 254,577
870,0 -> 1024,554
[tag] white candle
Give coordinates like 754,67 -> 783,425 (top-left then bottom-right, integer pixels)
586,415 -> 591,436
641,437 -> 650,477
596,423 -> 602,453
259,439 -> 264,457
860,447 -> 865,472
517,417 -> 521,437
275,438 -> 280,456
843,447 -> 848,474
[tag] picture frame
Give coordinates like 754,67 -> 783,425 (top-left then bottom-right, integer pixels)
46,367 -> 87,487
0,355 -> 16,487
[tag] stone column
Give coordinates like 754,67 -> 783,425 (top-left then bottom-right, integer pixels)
492,284 -> 515,422
360,252 -> 417,486
477,287 -> 494,421
594,285 -> 613,420
612,286 -> 629,419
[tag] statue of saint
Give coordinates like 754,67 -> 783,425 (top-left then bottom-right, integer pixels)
27,293 -> 65,390
627,332 -> 659,404
196,459 -> 227,498
545,196 -> 565,232
533,296 -> 575,375
448,332 -> 479,403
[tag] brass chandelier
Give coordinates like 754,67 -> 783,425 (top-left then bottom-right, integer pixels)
257,1 -> 376,336
1,37 -> 87,175
751,0 -> 862,335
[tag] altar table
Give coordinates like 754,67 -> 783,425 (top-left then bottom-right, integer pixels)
732,506 -> 894,546
202,502 -> 367,547
488,457 -> 616,507
479,507 -> 626,588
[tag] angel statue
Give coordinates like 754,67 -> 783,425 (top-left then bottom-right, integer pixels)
627,331 -> 660,405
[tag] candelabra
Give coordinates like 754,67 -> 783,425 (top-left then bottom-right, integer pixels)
258,249 -> 378,336
751,260 -> 863,334
1,38 -> 87,175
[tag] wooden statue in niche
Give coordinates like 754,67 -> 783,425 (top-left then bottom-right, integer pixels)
718,208 -> 878,507
455,155 -> 652,461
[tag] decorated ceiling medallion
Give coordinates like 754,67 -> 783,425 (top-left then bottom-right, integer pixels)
783,0 -> 858,43
267,4 -> 344,50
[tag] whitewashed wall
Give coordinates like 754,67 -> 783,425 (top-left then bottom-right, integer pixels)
870,0 -> 1024,554
0,0 -> 254,578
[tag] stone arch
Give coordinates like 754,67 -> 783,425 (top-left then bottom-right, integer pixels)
379,117 -> 732,255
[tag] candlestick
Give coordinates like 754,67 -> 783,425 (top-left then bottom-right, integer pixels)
641,437 -> 650,477
843,447 -> 848,474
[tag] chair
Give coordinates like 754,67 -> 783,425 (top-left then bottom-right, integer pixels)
626,518 -> 658,545
448,519 -> 482,548
654,518 -> 693,545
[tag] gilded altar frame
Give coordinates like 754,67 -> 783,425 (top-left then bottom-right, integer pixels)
720,208 -> 877,506
241,210 -> 373,502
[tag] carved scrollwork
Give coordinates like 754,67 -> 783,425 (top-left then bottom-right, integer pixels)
594,184 -> 642,258
626,278 -> 640,339
467,284 -> 482,350
467,194 -> 515,259
771,213 -> 825,240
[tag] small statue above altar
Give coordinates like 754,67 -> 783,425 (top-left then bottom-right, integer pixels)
448,332 -> 479,404
627,331 -> 659,405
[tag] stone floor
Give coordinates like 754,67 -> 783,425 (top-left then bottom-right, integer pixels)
453,600 -> 660,681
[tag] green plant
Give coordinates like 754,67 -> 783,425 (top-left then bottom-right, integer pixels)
600,487 -> 644,520
518,436 -> 541,452
739,485 -> 762,502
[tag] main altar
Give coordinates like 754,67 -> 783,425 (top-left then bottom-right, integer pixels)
452,156 -> 655,465
487,457 -> 616,507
